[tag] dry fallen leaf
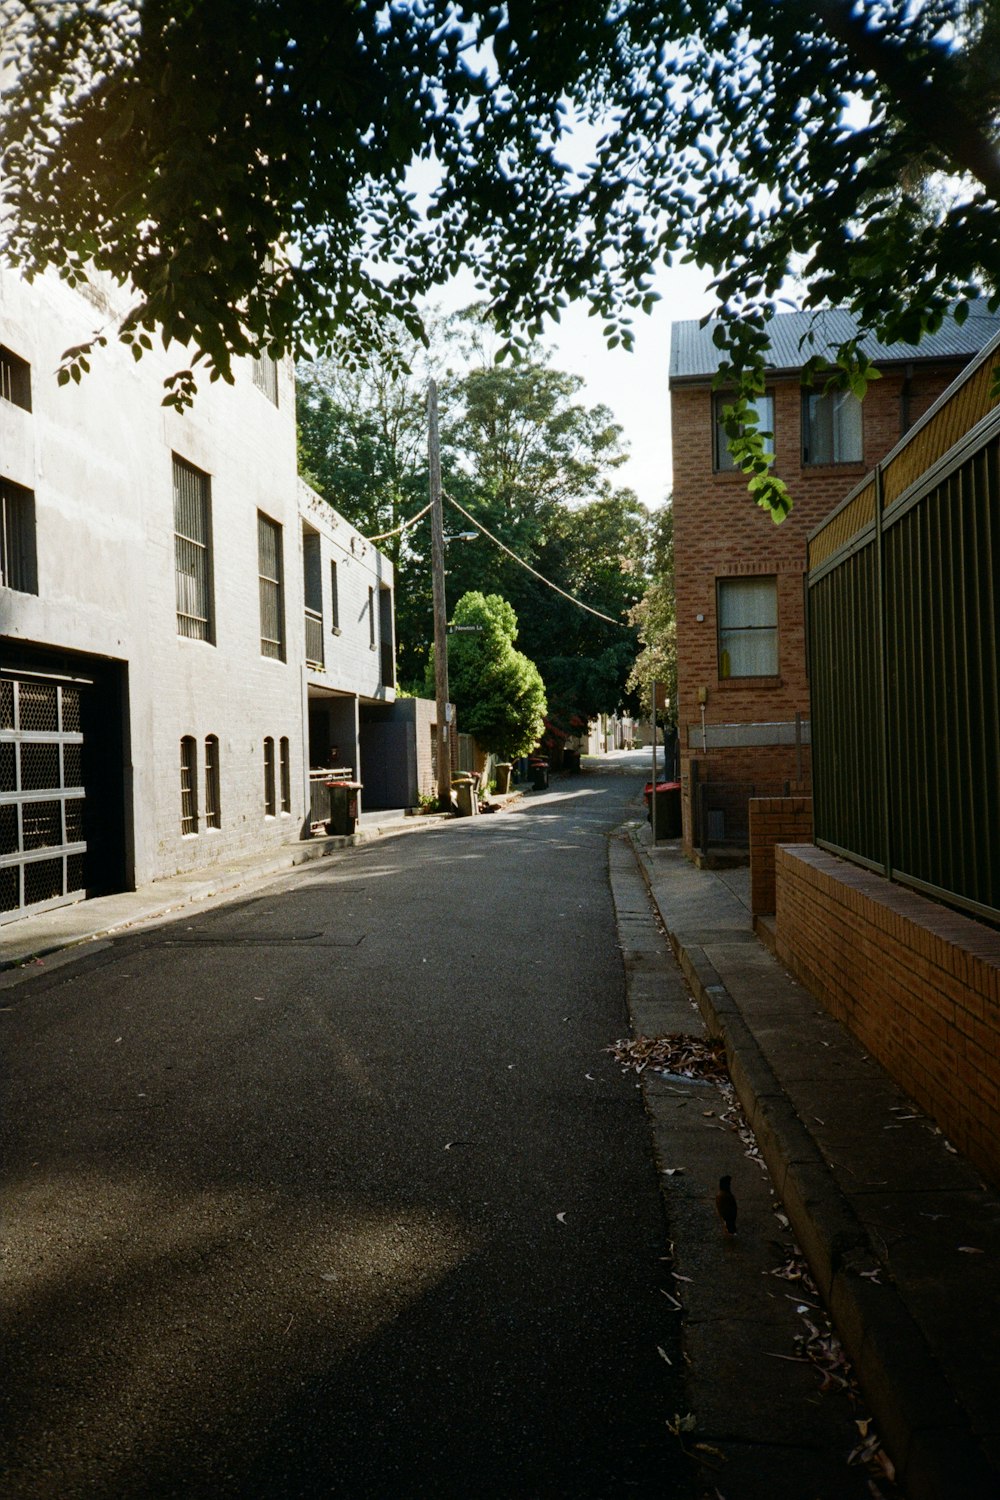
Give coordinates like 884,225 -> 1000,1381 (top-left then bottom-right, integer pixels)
875,1449 -> 896,1481
606,1033 -> 727,1081
957,1245 -> 985,1254
667,1412 -> 697,1436
556,1212 -> 567,1224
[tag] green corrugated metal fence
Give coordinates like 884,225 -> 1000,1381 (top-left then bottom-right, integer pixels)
808,431 -> 1000,925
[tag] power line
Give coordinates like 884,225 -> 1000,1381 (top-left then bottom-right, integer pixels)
365,492 -> 627,628
443,492 -> 624,627
366,500 -> 433,543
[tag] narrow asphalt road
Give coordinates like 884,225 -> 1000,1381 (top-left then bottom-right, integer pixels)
1,768 -> 689,1499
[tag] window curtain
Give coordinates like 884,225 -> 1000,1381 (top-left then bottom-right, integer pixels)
718,577 -> 778,676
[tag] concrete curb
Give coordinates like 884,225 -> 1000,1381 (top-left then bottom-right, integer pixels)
628,830 -> 997,1500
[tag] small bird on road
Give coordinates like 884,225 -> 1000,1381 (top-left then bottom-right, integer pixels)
716,1175 -> 737,1235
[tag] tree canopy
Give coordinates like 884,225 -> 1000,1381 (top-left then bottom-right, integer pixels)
4,2 -> 998,514
432,591 -> 547,763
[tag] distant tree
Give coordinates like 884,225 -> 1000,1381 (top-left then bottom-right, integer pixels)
435,337 -> 644,717
296,317 -> 437,563
296,321 -> 437,686
502,491 -> 648,735
431,592 -> 547,763
442,359 -> 628,522
627,506 -> 676,723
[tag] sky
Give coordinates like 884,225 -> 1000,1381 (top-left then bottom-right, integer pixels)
538,261 -> 717,512
431,257 -> 717,515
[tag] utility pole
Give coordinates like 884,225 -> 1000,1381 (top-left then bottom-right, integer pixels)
428,380 -> 451,810
651,678 -> 658,844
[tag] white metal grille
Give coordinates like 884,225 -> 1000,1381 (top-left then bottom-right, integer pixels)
1,677 -> 87,923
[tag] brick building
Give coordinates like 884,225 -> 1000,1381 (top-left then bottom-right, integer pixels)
668,303 -> 1000,859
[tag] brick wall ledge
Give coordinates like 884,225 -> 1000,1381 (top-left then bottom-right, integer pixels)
775,843 -> 1000,1186
778,845 -> 1000,967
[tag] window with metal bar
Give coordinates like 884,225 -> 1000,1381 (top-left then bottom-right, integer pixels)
173,458 -> 214,641
180,736 -> 199,834
379,585 -> 394,688
280,736 -> 291,813
258,512 -> 285,660
330,559 -> 340,631
252,355 -> 279,406
0,345 -> 31,411
718,576 -> 778,678
204,734 -> 221,828
263,736 -> 276,816
802,390 -> 863,464
303,529 -> 324,666
1,478 -> 38,594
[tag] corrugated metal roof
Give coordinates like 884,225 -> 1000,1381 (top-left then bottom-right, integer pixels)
669,301 -> 1000,381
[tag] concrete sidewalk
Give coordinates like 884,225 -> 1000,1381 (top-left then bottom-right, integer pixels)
629,826 -> 1000,1500
0,798 -> 522,975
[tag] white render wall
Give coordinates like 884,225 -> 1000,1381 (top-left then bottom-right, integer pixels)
1,267 -> 391,890
300,479 -> 394,704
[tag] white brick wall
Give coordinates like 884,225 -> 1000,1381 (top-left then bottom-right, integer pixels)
1,267 -> 393,890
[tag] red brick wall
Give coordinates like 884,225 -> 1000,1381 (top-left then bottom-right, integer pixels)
748,797 -> 814,916
671,362 -> 964,855
775,844 -> 1000,1187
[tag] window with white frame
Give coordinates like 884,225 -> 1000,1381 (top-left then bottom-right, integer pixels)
1,478 -> 38,594
718,576 -> 778,678
368,586 -> 376,649
713,392 -> 774,472
802,390 -> 863,464
257,511 -> 285,660
173,458 -> 214,641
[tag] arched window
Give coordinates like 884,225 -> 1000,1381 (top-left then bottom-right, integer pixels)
263,736 -> 276,816
205,735 -> 221,828
180,736 -> 198,834
279,736 -> 291,814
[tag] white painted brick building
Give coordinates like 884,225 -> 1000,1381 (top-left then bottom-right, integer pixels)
1,268 -> 396,923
